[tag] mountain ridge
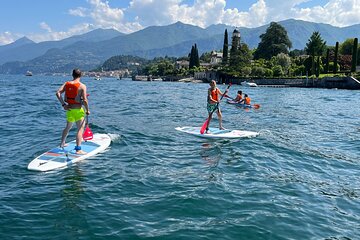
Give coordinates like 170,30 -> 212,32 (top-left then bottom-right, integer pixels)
1,19 -> 359,74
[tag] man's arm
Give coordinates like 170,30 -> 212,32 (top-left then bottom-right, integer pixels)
56,83 -> 67,107
81,85 -> 90,115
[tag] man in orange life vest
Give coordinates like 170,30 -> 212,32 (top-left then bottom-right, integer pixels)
56,69 -> 90,154
206,80 -> 228,133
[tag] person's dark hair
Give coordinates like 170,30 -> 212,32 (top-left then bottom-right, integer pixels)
238,90 -> 242,94
244,94 -> 248,97
72,69 -> 82,78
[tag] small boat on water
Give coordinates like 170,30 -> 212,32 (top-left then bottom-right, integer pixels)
25,71 -> 33,76
94,76 -> 101,81
241,81 -> 257,87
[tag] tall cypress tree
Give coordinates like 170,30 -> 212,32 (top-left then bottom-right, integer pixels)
194,44 -> 200,67
325,48 -> 330,74
351,38 -> 358,72
333,42 -> 339,74
222,29 -> 228,65
189,45 -> 195,68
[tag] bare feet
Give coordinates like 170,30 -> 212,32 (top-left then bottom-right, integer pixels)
60,143 -> 68,148
219,127 -> 225,130
76,150 -> 87,155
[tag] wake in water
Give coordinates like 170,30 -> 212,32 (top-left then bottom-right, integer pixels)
258,129 -> 272,137
107,133 -> 121,142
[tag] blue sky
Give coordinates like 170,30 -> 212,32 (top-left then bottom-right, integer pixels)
0,0 -> 359,45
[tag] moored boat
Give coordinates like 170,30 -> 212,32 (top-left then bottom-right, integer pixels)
241,81 -> 257,87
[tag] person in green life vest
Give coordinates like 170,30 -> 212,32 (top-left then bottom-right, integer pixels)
205,80 -> 228,133
56,69 -> 90,154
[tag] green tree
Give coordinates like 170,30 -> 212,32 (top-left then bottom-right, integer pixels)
315,56 -> 322,77
200,52 -> 212,62
305,32 -> 326,56
305,31 -> 326,75
229,29 -> 241,67
273,53 -> 291,74
251,66 -> 266,77
351,38 -> 358,72
222,29 -> 229,65
272,65 -> 284,77
254,22 -> 292,60
189,45 -> 195,68
189,44 -> 200,68
340,38 -> 355,55
238,43 -> 252,68
194,44 -> 200,68
325,48 -> 330,73
334,42 -> 339,74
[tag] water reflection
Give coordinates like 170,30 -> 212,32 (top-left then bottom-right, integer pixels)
57,166 -> 89,235
199,142 -> 222,167
61,166 -> 84,208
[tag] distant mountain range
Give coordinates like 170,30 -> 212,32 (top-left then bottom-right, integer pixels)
1,19 -> 359,74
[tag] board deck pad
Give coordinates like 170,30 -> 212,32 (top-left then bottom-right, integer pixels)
175,126 -> 259,139
28,133 -> 111,171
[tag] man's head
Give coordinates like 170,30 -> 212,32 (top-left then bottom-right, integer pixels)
72,69 -> 82,79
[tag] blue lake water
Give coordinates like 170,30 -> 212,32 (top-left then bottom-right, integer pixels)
0,74 -> 360,239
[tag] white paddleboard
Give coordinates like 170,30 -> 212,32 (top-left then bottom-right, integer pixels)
28,133 -> 111,172
175,126 -> 259,139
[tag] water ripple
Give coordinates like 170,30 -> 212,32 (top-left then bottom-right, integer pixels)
1,76 -> 360,239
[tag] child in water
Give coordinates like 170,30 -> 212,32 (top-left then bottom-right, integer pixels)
239,94 -> 251,105
233,90 -> 243,102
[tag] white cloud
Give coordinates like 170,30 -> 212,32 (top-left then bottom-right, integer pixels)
68,7 -> 88,17
263,0 -> 360,27
291,0 -> 360,27
0,31 -> 21,45
40,22 -> 52,33
124,0 -> 360,29
221,0 -> 268,27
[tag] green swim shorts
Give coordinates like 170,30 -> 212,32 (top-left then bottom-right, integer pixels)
207,103 -> 219,113
66,108 -> 85,123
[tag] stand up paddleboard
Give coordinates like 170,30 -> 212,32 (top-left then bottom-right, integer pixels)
28,133 -> 111,171
175,126 -> 259,139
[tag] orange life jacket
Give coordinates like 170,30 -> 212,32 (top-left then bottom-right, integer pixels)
245,97 -> 251,105
65,81 -> 81,104
210,88 -> 219,102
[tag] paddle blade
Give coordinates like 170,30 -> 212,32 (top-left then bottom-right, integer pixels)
200,119 -> 209,134
253,104 -> 260,109
83,125 -> 93,141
